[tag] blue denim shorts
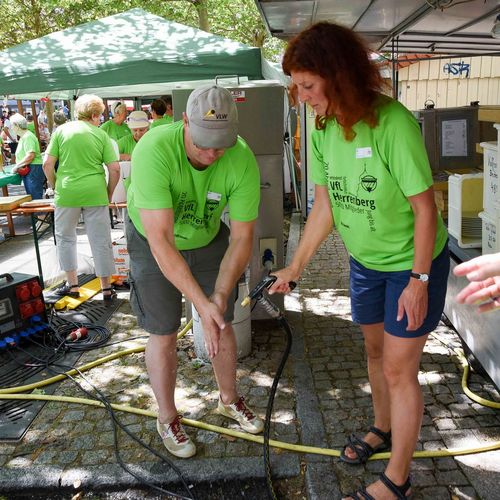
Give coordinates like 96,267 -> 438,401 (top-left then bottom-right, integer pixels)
350,243 -> 449,338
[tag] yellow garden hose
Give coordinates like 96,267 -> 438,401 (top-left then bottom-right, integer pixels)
0,320 -> 498,460
430,331 -> 500,410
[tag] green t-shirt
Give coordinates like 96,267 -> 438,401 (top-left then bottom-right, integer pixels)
117,135 -> 137,155
311,97 -> 447,271
150,115 -> 173,128
27,123 -> 36,133
100,120 -> 131,142
17,130 -> 43,165
46,120 -> 118,207
128,121 -> 260,250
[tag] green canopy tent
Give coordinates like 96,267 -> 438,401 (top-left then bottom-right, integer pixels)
0,8 -> 263,99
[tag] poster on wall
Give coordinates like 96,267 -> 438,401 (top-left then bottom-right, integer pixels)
442,119 -> 468,157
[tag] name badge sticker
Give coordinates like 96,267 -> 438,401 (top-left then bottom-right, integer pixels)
356,147 -> 372,159
207,192 -> 222,201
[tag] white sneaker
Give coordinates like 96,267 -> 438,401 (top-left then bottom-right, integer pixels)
156,416 -> 196,458
217,396 -> 264,434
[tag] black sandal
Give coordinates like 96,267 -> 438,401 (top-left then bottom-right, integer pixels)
379,472 -> 411,499
343,472 -> 411,500
55,283 -> 80,298
101,287 -> 117,301
340,426 -> 391,464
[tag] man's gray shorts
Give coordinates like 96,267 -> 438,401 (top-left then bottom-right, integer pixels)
126,218 -> 236,335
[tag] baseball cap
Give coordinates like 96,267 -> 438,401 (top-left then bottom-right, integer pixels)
127,110 -> 150,129
186,85 -> 238,149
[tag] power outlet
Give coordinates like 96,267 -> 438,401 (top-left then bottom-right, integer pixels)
259,237 -> 277,268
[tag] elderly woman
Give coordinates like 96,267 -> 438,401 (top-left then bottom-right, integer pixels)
43,95 -> 120,300
100,101 -> 131,142
117,110 -> 150,161
10,113 -> 45,200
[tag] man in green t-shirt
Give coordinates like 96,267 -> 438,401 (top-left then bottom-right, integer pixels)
126,85 -> 262,458
149,97 -> 174,129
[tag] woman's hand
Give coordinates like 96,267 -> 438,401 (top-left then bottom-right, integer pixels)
268,266 -> 300,295
397,280 -> 428,331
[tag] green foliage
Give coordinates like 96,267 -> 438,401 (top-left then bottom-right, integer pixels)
0,0 -> 285,61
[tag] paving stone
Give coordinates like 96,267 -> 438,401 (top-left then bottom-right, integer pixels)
434,457 -> 459,471
436,469 -> 470,485
435,418 -> 457,431
80,449 -> 110,465
419,486 -> 451,499
411,469 -> 438,486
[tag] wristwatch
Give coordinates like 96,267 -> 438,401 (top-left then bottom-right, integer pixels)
410,272 -> 429,283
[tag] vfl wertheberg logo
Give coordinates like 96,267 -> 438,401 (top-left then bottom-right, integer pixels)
360,174 -> 377,192
203,109 -> 228,121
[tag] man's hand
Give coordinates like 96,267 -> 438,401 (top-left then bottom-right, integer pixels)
397,280 -> 428,331
210,291 -> 228,314
198,301 -> 226,359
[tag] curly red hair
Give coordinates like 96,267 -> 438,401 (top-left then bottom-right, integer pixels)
283,22 -> 388,141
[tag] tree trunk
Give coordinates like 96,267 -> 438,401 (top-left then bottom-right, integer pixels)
193,0 -> 209,32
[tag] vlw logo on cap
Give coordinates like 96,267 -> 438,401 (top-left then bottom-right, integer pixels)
203,108 -> 228,121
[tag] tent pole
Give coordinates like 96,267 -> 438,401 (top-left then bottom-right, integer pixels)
31,100 -> 40,141
103,98 -> 109,121
17,99 -> 24,115
46,99 -> 54,133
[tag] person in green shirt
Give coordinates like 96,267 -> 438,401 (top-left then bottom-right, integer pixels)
100,101 -> 131,142
149,97 -> 173,128
270,23 -> 449,500
10,113 -> 45,199
117,110 -> 149,160
127,85 -> 263,459
26,114 -> 36,134
43,94 -> 120,301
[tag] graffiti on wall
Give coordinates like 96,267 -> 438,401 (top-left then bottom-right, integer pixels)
443,61 -> 470,78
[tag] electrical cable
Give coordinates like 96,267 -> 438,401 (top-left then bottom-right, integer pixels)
45,360 -> 195,499
9,320 -> 196,500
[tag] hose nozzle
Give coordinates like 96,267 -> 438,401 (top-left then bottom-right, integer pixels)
241,275 -> 296,307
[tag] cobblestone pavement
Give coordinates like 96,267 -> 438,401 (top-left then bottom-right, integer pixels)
0,214 -> 499,499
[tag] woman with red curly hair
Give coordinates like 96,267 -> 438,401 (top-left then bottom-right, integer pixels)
270,22 -> 449,499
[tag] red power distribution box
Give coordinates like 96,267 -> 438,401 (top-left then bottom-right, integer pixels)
0,273 -> 47,339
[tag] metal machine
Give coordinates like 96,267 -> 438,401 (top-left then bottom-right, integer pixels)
0,273 -> 47,343
172,81 -> 286,319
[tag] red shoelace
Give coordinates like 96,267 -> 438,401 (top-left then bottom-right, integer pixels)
234,397 -> 255,420
169,416 -> 188,443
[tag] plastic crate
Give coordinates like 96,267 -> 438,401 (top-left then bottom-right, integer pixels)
448,173 -> 483,248
479,202 -> 500,254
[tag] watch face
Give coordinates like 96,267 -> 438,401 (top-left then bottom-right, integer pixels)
411,272 -> 429,282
